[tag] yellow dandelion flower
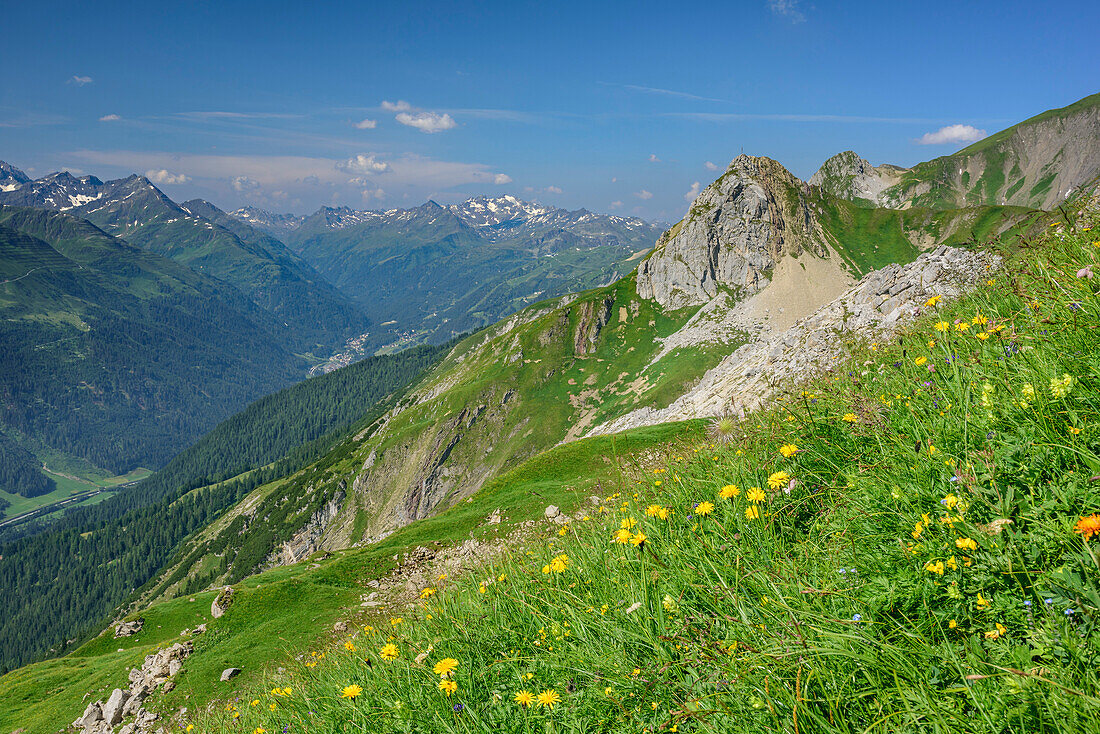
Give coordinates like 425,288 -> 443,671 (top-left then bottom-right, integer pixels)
438,679 -> 458,696
344,641 -> 356,652
620,517 -> 638,530
925,295 -> 942,307
767,471 -> 789,490
746,486 -> 766,503
955,322 -> 970,332
514,690 -> 535,707
613,528 -> 632,544
915,356 -> 928,366
630,531 -> 646,546
745,505 -> 760,520
719,484 -> 740,499
341,684 -> 363,700
976,332 -> 989,340
696,501 -> 715,516
433,658 -> 459,677
645,504 -> 663,516
842,413 -> 858,423
536,689 -> 561,709
380,643 -> 399,661
420,588 -> 436,599
549,554 -> 569,572
934,321 -> 949,332
779,443 -> 798,458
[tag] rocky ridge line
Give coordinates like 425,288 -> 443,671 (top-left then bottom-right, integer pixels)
587,245 -> 999,435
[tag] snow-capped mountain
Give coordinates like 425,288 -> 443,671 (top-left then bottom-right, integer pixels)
0,161 -> 30,192
0,169 -> 106,209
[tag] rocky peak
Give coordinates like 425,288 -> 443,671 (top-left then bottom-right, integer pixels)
0,160 -> 31,191
809,151 -> 907,206
636,155 -> 828,309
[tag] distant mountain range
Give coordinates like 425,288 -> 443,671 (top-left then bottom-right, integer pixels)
231,196 -> 667,345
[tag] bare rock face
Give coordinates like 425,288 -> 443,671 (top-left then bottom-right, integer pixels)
220,667 -> 242,682
102,688 -> 130,726
211,586 -> 233,618
637,155 -> 827,310
809,151 -> 906,206
592,245 -> 999,434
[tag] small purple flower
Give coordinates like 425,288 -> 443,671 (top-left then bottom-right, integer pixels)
838,569 -> 847,575
1065,609 -> 1075,616
852,614 -> 862,622
453,703 -> 465,713
1045,598 -> 1054,605
1023,600 -> 1032,607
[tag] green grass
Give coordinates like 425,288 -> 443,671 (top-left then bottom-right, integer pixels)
190,209 -> 1100,733
0,420 -> 701,734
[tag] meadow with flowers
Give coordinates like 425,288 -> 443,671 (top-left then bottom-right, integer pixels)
188,208 -> 1100,731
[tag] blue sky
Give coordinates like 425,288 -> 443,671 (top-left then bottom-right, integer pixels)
2,0 -> 1097,221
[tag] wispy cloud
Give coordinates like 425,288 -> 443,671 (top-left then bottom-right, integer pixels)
669,112 -> 943,124
915,124 -> 988,145
704,161 -> 720,171
396,111 -> 457,133
493,173 -> 513,184
545,185 -> 563,194
648,153 -> 661,163
605,82 -> 729,104
684,182 -> 701,202
634,190 -> 653,200
99,114 -> 122,122
172,111 -> 303,120
354,118 -> 377,129
768,0 -> 806,23
145,169 -> 190,184
68,75 -> 94,86
609,200 -> 623,209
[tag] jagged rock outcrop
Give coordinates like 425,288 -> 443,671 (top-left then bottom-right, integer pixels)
637,155 -> 828,309
589,245 -> 998,434
809,151 -> 907,206
73,640 -> 193,734
113,619 -> 143,638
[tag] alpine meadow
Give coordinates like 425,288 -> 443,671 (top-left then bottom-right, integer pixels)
1,3 -> 1098,733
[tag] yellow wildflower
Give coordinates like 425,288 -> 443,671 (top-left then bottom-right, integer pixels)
620,517 -> 638,530
645,504 -> 664,516
514,690 -> 534,707
341,684 -> 363,700
1074,514 -> 1100,541
779,443 -> 798,458
915,356 -> 927,366
380,643 -> 399,661
956,537 -> 978,551
925,295 -> 942,307
975,593 -> 991,610
344,641 -> 356,652
438,679 -> 458,696
842,413 -> 858,423
745,505 -> 760,520
767,471 -> 789,490
433,658 -> 459,677
719,484 -> 740,499
696,501 -> 715,516
924,560 -> 945,575
630,531 -> 646,546
420,588 -> 436,599
536,689 -> 561,709
746,486 -> 766,503
934,321 -> 950,332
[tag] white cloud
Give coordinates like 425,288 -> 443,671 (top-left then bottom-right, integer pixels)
99,114 -> 121,122
381,100 -> 413,112
493,173 -> 513,184
768,0 -> 806,22
232,176 -> 261,192
354,118 -> 378,129
609,200 -> 623,209
611,177 -> 618,183
396,111 -> 457,134
915,124 -> 988,145
704,161 -> 720,171
145,169 -> 191,185
68,75 -> 94,86
634,190 -> 653,200
337,154 -> 391,174
361,187 -> 386,202
684,182 -> 701,201
545,185 -> 563,194
648,153 -> 661,163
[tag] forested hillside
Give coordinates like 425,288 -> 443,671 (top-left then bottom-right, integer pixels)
0,337 -> 456,673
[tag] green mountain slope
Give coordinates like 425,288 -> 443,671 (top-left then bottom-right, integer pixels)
812,92 -> 1100,211
0,206 -> 304,475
